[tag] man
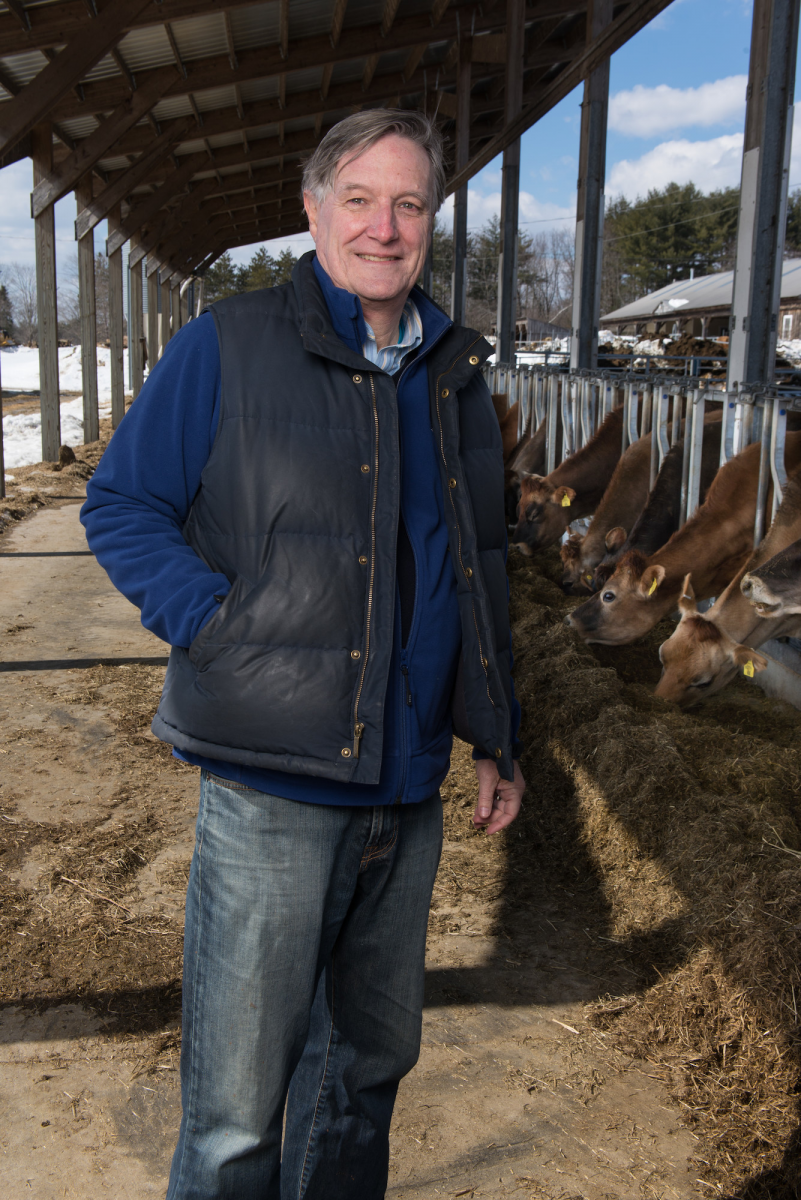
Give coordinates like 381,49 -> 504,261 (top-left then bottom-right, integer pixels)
82,110 -> 525,1199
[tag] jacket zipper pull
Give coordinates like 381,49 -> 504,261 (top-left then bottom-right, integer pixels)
353,722 -> 365,758
400,664 -> 412,706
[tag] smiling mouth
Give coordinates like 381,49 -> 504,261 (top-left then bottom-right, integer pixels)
357,254 -> 401,262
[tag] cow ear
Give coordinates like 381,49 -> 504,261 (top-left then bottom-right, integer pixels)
731,645 -> 769,675
553,486 -> 577,507
605,527 -> 627,552
639,564 -> 666,598
679,573 -> 697,615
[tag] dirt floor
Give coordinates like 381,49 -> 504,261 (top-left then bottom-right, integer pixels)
0,462 -> 709,1195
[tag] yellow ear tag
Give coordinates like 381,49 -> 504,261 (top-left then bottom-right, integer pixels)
561,494 -> 571,507
744,660 -> 755,678
648,577 -> 659,596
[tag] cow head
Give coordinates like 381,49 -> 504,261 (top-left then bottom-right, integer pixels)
565,551 -> 666,644
740,540 -> 801,619
559,534 -> 590,594
511,475 -> 577,553
655,575 -> 768,706
589,528 -> 628,592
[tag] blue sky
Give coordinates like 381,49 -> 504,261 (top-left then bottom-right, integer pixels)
0,0 -> 794,274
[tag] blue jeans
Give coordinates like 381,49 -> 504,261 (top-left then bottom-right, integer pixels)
166,771 -> 443,1200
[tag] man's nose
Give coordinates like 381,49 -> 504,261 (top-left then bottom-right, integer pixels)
368,202 -> 398,241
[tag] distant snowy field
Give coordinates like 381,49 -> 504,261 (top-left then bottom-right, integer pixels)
1,345 -> 133,470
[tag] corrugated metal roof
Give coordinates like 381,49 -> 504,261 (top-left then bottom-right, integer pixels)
0,48 -> 49,86
601,261 -> 801,322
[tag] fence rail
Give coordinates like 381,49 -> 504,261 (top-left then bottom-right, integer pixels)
484,362 -> 801,548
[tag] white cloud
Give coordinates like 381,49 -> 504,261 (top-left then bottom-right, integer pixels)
609,76 -> 747,138
607,133 -> 745,197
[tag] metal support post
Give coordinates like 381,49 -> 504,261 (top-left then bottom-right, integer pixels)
451,38 -> 471,327
651,386 -> 670,489
570,0 -> 613,371
31,124 -> 60,461
546,374 -> 559,474
754,396 -> 773,543
496,0 -> 525,364
685,389 -> 706,521
171,283 -> 181,334
107,204 -> 125,428
769,395 -> 788,518
727,0 -> 800,389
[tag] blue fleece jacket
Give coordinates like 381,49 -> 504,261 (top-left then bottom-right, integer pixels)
81,262 -> 520,804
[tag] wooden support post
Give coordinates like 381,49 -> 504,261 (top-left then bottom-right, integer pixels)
171,282 -> 181,333
31,123 -> 59,462
75,176 -> 99,444
570,0 -> 613,370
451,38 -> 471,327
129,237 -> 145,398
147,264 -> 159,368
160,274 -> 171,352
497,0 -> 526,364
107,203 -> 125,427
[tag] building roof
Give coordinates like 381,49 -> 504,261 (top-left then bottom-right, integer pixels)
601,258 -> 801,325
0,0 -> 674,279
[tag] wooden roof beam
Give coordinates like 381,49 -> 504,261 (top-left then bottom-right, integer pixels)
30,66 -> 177,216
22,4 -> 506,122
0,0 -> 155,157
74,115 -> 194,238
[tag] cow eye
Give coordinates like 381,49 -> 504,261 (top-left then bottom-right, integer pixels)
691,678 -> 713,689
602,591 -> 615,603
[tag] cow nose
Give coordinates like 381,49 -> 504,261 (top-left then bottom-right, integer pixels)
741,575 -> 753,597
563,613 -> 573,627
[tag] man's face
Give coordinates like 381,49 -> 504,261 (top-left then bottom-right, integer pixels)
304,134 -> 434,307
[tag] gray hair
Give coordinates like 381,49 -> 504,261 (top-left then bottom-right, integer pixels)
302,109 -> 446,213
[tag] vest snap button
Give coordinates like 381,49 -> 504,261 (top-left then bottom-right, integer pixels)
353,374 -> 362,383
495,747 -> 502,759
361,464 -> 370,473
351,649 -> 361,659
465,567 -> 473,578
469,355 -> 479,365
341,747 -> 352,758
482,656 -> 488,670
449,477 -> 457,488
359,555 -> 367,565
441,388 -> 450,397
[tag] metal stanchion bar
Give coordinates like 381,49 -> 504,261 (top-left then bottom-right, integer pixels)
685,388 -> 707,521
770,396 -> 788,520
651,387 -> 670,491
546,375 -> 559,475
754,396 -> 773,545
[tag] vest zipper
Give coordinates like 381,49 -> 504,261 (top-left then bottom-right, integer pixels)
434,340 -> 496,710
352,372 -> 380,759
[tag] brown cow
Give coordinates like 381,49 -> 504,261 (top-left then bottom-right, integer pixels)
491,394 -> 520,462
566,433 -> 801,645
740,535 -> 801,619
560,432 -> 653,594
511,407 -> 626,554
504,406 -> 564,528
654,470 -> 801,705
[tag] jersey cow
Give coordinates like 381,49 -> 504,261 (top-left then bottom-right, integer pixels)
591,416 -> 723,592
560,432 -> 653,594
740,534 -> 801,620
654,470 -> 801,705
492,395 -> 520,463
566,432 -> 801,645
504,407 -> 564,529
511,407 -> 626,554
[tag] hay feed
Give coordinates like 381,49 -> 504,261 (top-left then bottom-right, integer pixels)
509,547 -> 801,1198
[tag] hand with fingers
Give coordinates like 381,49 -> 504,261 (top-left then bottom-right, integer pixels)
472,758 -> 525,835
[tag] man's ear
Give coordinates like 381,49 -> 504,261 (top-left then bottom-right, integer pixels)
303,191 -> 319,239
553,486 -> 576,507
639,564 -> 666,598
605,527 -> 627,552
731,645 -> 769,674
678,573 -> 697,616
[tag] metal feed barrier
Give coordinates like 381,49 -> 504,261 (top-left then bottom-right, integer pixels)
485,362 -> 801,549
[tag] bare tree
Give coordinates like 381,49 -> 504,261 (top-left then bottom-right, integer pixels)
94,253 -> 110,343
5,262 -> 38,344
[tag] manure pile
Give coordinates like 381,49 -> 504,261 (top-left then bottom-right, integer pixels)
509,547 -> 801,1199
